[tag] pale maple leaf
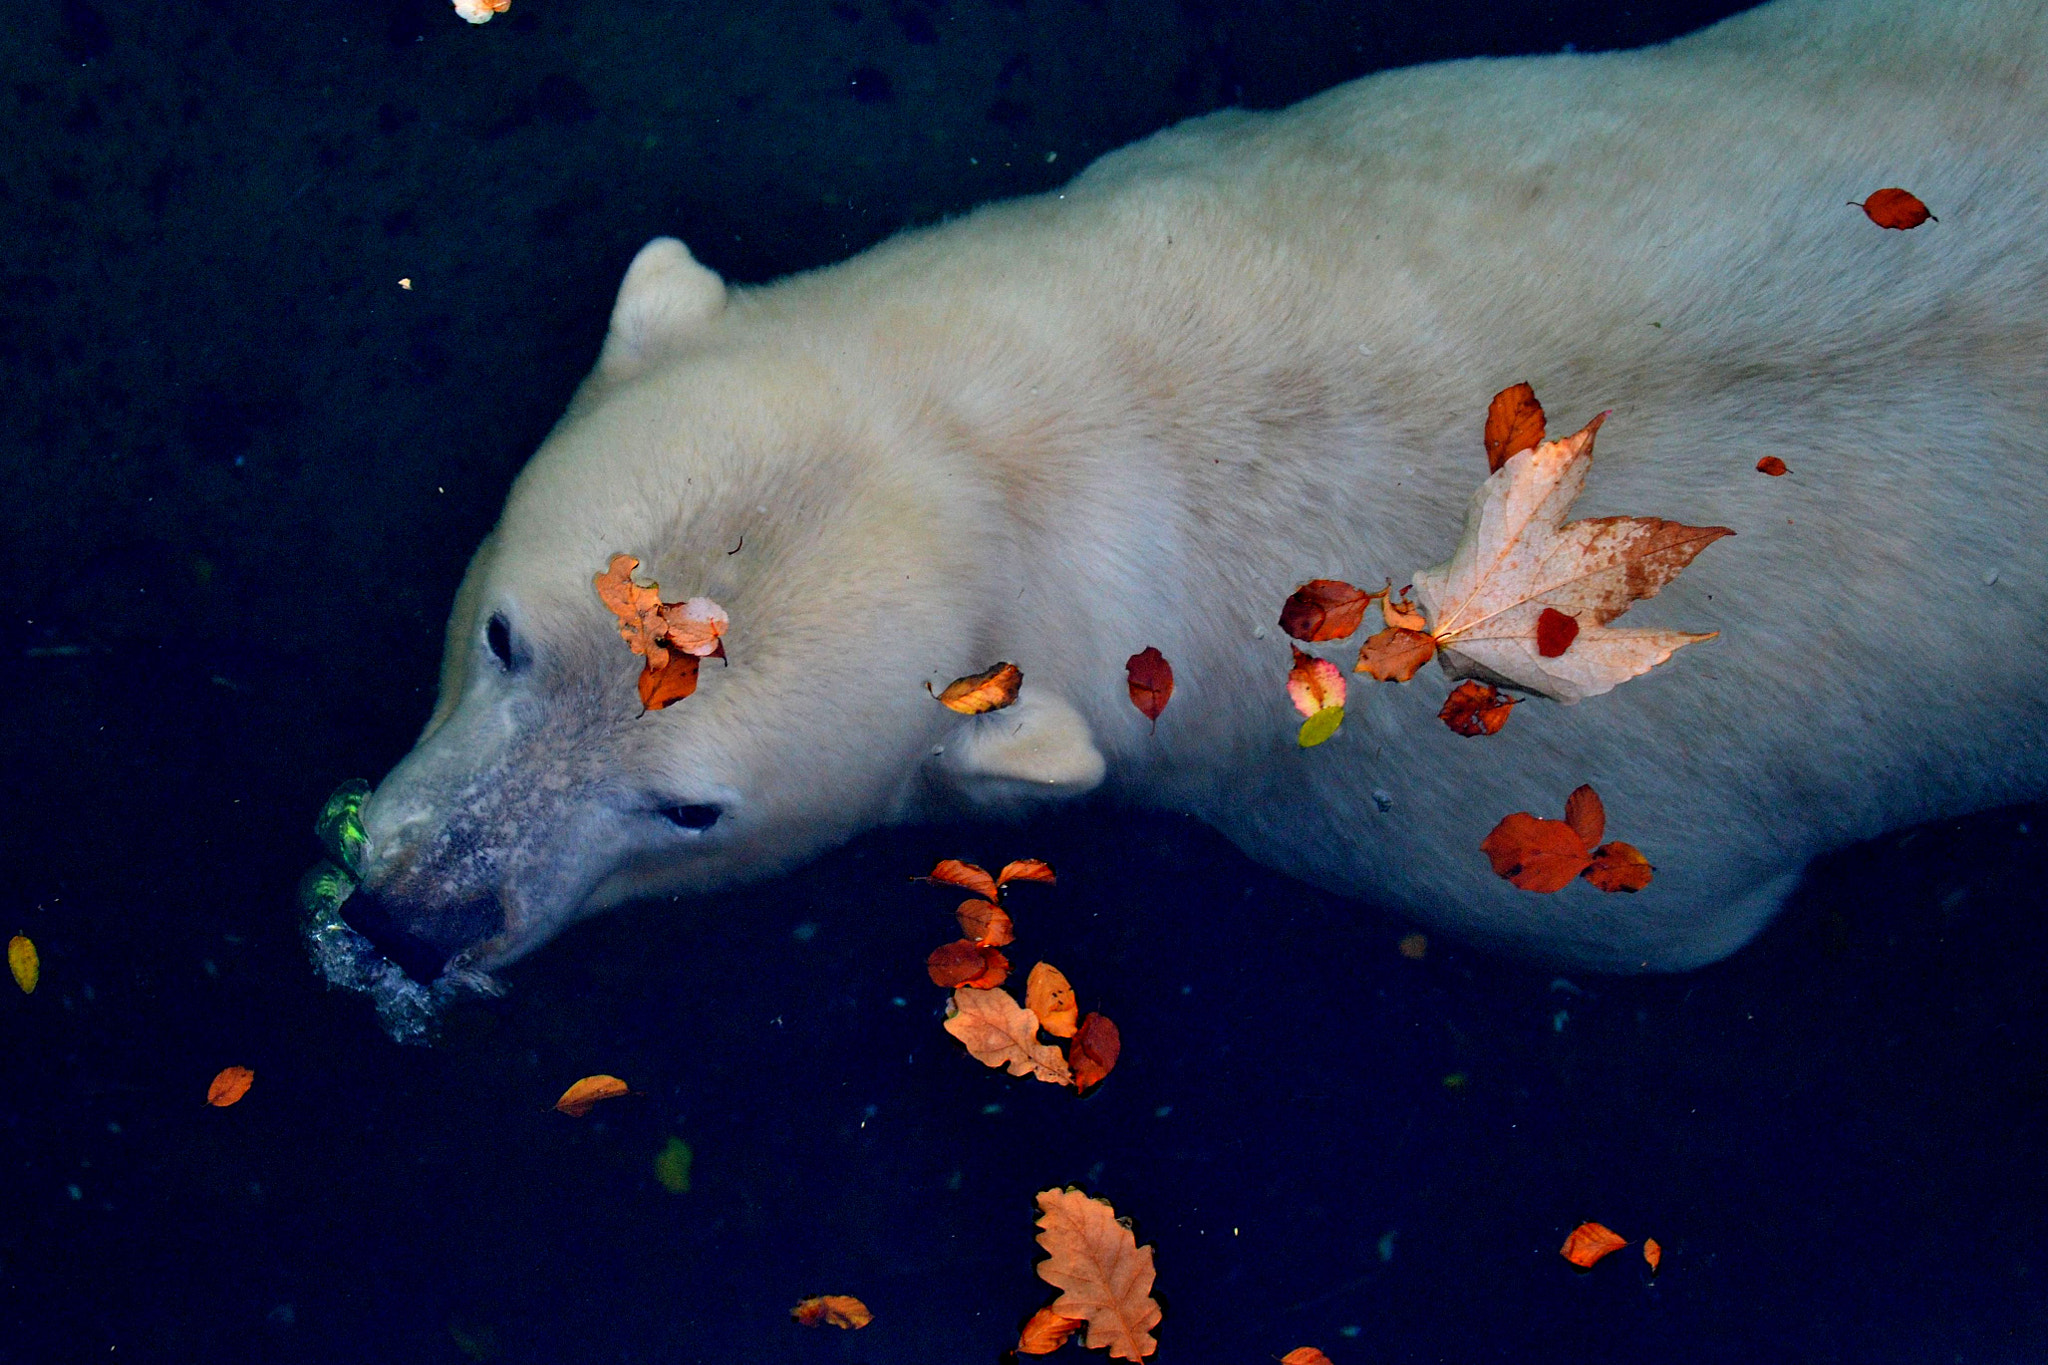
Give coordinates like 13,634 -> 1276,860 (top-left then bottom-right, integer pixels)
1411,414 -> 1731,702
1033,1188 -> 1162,1361
943,987 -> 1072,1085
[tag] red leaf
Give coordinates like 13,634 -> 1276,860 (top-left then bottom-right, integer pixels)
1584,841 -> 1655,892
1280,579 -> 1375,642
927,940 -> 1009,989
1438,680 -> 1517,736
1070,1013 -> 1121,1092
924,859 -> 998,900
1756,455 -> 1789,476
1125,647 -> 1174,724
1534,607 -> 1579,658
1853,187 -> 1935,230
1561,1221 -> 1630,1268
1479,813 -> 1593,892
1562,784 -> 1605,852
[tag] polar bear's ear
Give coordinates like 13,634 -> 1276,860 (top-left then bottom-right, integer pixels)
594,237 -> 727,383
939,688 -> 1107,808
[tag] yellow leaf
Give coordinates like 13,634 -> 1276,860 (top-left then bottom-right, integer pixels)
929,662 -> 1023,715
653,1136 -> 693,1194
554,1074 -> 633,1116
9,935 -> 38,994
1298,705 -> 1344,747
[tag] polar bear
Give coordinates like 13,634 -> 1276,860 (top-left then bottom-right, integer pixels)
342,0 -> 2046,989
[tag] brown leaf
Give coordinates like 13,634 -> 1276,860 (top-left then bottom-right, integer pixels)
1584,841 -> 1655,892
930,662 -> 1022,715
925,859 -> 998,901
1643,1238 -> 1663,1274
638,651 -> 701,710
1397,932 -> 1429,960
1853,187 -> 1936,230
1018,1307 -> 1087,1355
929,939 -> 1009,989
1070,1013 -> 1121,1092
1355,627 -> 1437,683
944,987 -> 1072,1084
1479,813 -> 1593,892
955,898 -> 1016,948
1282,1351 -> 1335,1365
1413,410 -> 1730,702
1756,455 -> 1789,476
1382,586 -> 1427,632
1562,784 -> 1605,851
1438,680 -> 1517,736
554,1075 -> 633,1117
791,1295 -> 872,1329
1033,1188 -> 1162,1361
997,859 -> 1058,892
1560,1221 -> 1630,1268
1279,579 -> 1374,642
206,1066 -> 254,1108
1026,961 -> 1080,1039
1484,381 -> 1547,473
1535,607 -> 1579,658
1125,647 -> 1175,724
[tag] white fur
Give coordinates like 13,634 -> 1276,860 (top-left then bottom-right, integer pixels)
362,0 -> 2048,974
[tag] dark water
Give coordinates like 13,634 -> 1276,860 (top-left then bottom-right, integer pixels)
4,1 -> 2044,1361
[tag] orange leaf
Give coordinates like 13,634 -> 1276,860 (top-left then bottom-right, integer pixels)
206,1066 -> 254,1108
1756,455 -> 1789,476
1535,607 -> 1579,658
1561,1221 -> 1630,1268
997,858 -> 1058,892
955,898 -> 1015,948
1381,585 -> 1427,632
790,1295 -> 871,1329
1853,187 -> 1935,230
554,1074 -> 632,1117
1355,627 -> 1436,682
1280,579 -> 1375,642
661,596 -> 729,658
925,859 -> 998,901
1643,1237 -> 1663,1273
1484,381 -> 1547,473
1562,783 -> 1605,851
1479,813 -> 1593,892
1125,647 -> 1174,724
1397,932 -> 1428,960
595,554 -> 671,666
944,987 -> 1072,1084
1033,1188 -> 1162,1361
638,651 -> 701,710
1438,680 -> 1517,736
1287,647 -> 1347,716
930,662 -> 1022,714
928,940 -> 1009,989
1018,1307 -> 1087,1354
1070,1012 -> 1121,1092
1584,841 -> 1655,892
1282,1351 -> 1335,1365
1026,961 -> 1080,1039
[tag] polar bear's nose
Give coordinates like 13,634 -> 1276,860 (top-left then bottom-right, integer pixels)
344,886 -> 501,984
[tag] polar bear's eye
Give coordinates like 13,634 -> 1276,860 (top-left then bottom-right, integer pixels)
660,803 -> 722,831
485,613 -> 516,671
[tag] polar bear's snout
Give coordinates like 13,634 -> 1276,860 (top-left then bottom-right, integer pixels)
342,884 -> 502,985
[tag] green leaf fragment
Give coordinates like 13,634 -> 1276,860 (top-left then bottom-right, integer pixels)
1297,705 -> 1345,748
654,1136 -> 693,1194
315,779 -> 372,875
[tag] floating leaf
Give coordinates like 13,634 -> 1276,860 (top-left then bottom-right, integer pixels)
207,1066 -> 255,1108
925,859 -> 999,901
1026,962 -> 1079,1039
1125,647 -> 1174,725
8,934 -> 38,994
595,554 -> 670,664
1437,680 -> 1517,736
1563,784 -> 1605,851
1070,1013 -> 1121,1092
1535,607 -> 1579,658
1484,381 -> 1546,473
595,554 -> 727,707
791,1295 -> 871,1330
638,651 -> 700,711
996,859 -> 1057,892
1382,585 -> 1427,632
1756,455 -> 1789,476
1033,1187 -> 1162,1361
944,987 -> 1072,1085
1560,1221 -> 1630,1268
1355,627 -> 1436,682
1853,187 -> 1935,229
554,1075 -> 632,1117
1584,840 -> 1655,892
1287,647 -> 1347,717
1397,932 -> 1428,960
956,899 -> 1016,948
930,662 -> 1022,715
662,597 -> 729,658
928,940 -> 1010,990
1643,1237 -> 1663,1274
1479,813 -> 1593,892
653,1136 -> 693,1194
1018,1307 -> 1087,1355
1282,1351 -> 1335,1365
1280,579 -> 1374,642
1298,706 -> 1345,748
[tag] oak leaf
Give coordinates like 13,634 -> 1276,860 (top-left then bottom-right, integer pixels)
925,859 -> 999,901
554,1075 -> 633,1116
1355,627 -> 1436,682
595,554 -> 671,665
1412,412 -> 1731,702
944,987 -> 1072,1085
1070,1013 -> 1121,1092
1026,962 -> 1079,1039
1560,1221 -> 1629,1268
930,662 -> 1022,714
1584,840 -> 1654,892
790,1295 -> 871,1329
1018,1307 -> 1087,1355
8,934 -> 37,994
1125,647 -> 1174,726
1484,381 -> 1546,473
1479,813 -> 1592,892
207,1066 -> 255,1108
1438,680 -> 1517,736
1853,187 -> 1935,229
1280,579 -> 1375,642
1033,1188 -> 1162,1361
955,898 -> 1016,948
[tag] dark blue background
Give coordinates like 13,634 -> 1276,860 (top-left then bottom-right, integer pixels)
3,1 -> 2043,1361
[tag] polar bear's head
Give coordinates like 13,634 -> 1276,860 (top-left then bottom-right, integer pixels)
342,239 -> 1108,987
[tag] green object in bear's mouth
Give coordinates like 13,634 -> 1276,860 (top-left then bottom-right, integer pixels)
313,778 -> 369,876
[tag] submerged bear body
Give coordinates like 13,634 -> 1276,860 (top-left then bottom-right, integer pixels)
348,0 -> 2048,984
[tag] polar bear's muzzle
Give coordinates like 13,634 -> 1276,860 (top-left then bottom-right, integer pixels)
341,884 -> 503,985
